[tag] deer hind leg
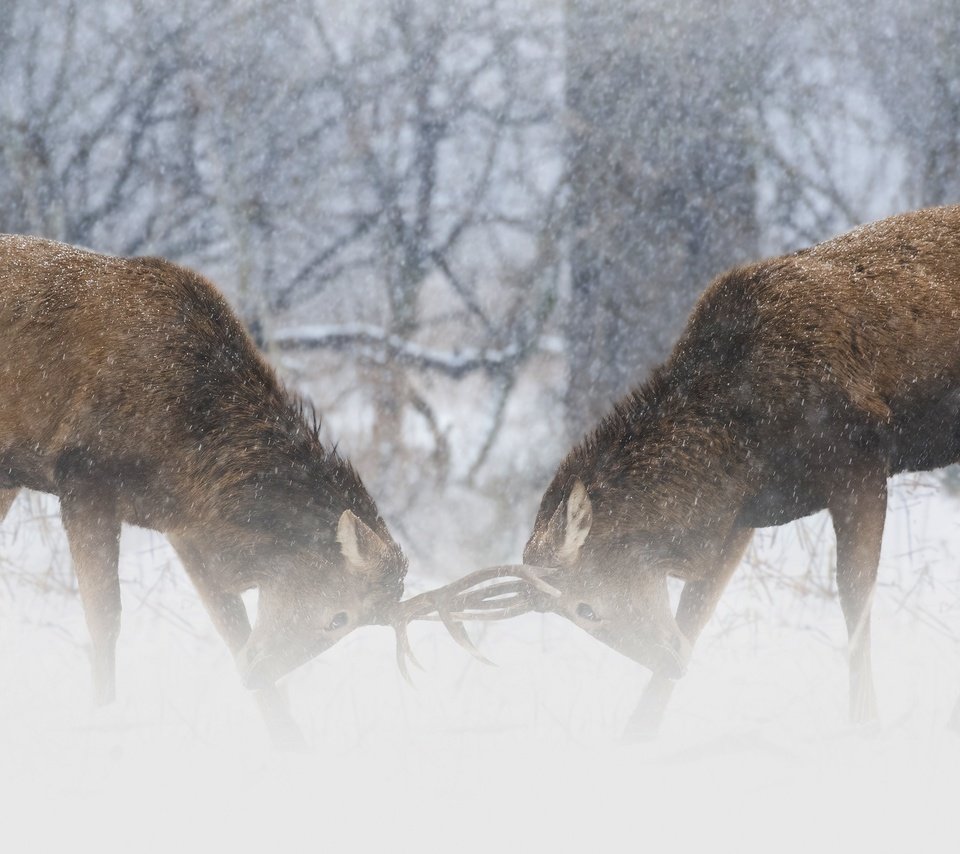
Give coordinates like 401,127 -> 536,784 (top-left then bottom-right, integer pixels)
0,488 -> 19,521
169,536 -> 305,750
623,526 -> 754,740
59,486 -> 122,706
828,468 -> 887,725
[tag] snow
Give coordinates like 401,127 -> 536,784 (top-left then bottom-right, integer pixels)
1,478 -> 959,853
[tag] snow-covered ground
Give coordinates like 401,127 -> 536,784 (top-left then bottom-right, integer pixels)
1,477 -> 959,854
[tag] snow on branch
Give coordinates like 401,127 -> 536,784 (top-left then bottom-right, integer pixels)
272,323 -> 563,379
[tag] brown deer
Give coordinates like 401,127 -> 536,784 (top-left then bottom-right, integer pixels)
0,234 -> 409,746
470,205 -> 960,738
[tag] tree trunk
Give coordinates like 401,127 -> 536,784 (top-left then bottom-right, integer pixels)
564,0 -> 761,437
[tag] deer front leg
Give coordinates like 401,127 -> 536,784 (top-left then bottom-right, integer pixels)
828,468 -> 887,725
196,585 -> 306,750
623,526 -> 754,740
170,537 -> 305,750
60,488 -> 122,706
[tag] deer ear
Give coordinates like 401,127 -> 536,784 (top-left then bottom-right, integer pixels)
546,478 -> 593,562
337,510 -> 390,578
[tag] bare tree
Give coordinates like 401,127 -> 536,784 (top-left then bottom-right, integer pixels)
263,0 -> 566,499
0,0 -> 219,257
854,0 -> 960,208
756,0 -> 960,251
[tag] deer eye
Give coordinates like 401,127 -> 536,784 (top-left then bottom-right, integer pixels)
576,603 -> 599,622
327,612 -> 349,631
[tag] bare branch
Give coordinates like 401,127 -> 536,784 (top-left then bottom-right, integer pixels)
272,322 -> 564,379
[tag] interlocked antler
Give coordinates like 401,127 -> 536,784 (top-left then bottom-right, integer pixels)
389,564 -> 560,684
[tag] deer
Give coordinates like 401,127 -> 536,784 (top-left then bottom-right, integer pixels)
455,205 -> 960,739
0,234 -> 415,747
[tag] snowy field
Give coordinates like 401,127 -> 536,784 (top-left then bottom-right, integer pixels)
1,477 -> 959,854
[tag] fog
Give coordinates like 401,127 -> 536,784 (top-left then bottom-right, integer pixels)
1,1 -> 959,851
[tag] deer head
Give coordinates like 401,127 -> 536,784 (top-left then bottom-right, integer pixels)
235,509 -> 407,689
519,477 -> 692,678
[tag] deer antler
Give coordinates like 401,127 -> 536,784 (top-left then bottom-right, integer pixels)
389,564 -> 560,684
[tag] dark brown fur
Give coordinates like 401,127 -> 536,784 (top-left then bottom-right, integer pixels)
524,205 -> 960,737
0,235 -> 406,746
